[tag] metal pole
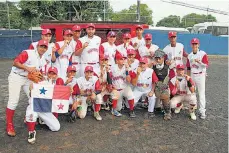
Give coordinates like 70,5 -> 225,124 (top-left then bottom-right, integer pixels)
137,0 -> 140,22
104,0 -> 106,21
6,0 -> 10,30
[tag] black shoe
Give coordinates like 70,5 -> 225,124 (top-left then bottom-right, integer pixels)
67,110 -> 77,123
148,112 -> 155,118
129,110 -> 136,118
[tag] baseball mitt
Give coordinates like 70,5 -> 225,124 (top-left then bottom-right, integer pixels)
27,71 -> 43,83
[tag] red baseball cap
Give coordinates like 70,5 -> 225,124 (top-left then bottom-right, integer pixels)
48,67 -> 58,74
139,57 -> 148,64
100,54 -> 109,60
72,25 -> 81,31
115,51 -> 126,60
168,31 -> 177,38
191,38 -> 200,44
64,29 -> 73,36
123,33 -> 131,39
136,24 -> 143,30
86,23 -> 95,29
42,29 -> 52,35
107,31 -> 116,37
38,40 -> 48,47
85,66 -> 94,72
67,65 -> 76,72
127,49 -> 136,55
144,33 -> 152,40
176,64 -> 185,69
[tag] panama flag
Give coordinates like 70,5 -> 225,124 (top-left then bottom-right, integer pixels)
31,84 -> 71,113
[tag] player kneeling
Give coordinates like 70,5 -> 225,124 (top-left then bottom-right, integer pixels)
26,67 -> 64,144
71,66 -> 103,121
170,64 -> 197,120
131,57 -> 158,118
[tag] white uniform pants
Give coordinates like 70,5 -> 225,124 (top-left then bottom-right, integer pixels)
133,89 -> 156,112
170,93 -> 197,108
7,72 -> 31,110
80,63 -> 100,76
26,103 -> 60,131
116,86 -> 134,111
191,73 -> 206,114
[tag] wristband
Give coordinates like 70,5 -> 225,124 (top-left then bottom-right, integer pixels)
126,71 -> 129,75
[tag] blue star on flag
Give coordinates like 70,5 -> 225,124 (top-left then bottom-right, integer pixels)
40,87 -> 47,95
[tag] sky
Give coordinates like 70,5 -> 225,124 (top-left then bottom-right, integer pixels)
110,0 -> 229,25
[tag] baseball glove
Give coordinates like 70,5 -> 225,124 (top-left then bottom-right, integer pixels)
27,71 -> 43,83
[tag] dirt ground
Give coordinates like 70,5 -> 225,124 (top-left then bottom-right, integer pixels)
0,57 -> 228,153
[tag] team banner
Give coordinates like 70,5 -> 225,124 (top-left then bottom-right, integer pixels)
31,84 -> 71,113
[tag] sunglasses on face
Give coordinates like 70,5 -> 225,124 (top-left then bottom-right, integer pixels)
39,45 -> 48,49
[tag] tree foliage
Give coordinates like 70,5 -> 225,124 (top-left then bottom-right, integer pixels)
156,15 -> 180,27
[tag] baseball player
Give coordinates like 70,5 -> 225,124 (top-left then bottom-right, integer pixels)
25,67 -> 64,144
127,49 -> 139,74
71,66 -> 103,121
163,31 -> 188,81
109,52 -> 136,117
116,33 -> 135,58
75,23 -> 103,76
52,29 -> 74,80
131,57 -> 158,118
170,64 -> 197,120
100,31 -> 117,66
186,38 -> 209,119
153,49 -> 172,120
138,33 -> 159,67
69,25 -> 82,78
28,29 -> 56,75
6,40 -> 48,137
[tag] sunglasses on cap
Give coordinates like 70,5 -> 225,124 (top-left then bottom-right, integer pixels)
39,45 -> 48,49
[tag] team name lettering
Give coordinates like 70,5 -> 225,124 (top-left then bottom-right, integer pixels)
88,48 -> 98,54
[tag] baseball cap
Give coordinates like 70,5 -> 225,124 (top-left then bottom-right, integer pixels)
100,54 -> 109,60
107,31 -> 116,37
136,24 -> 143,29
176,64 -> 185,69
64,29 -> 73,36
86,23 -> 95,29
144,33 -> 152,40
154,49 -> 165,58
139,57 -> 148,64
191,38 -> 200,44
48,67 -> 58,74
38,40 -> 48,47
123,33 -> 131,39
127,49 -> 136,55
85,66 -> 93,72
67,65 -> 76,72
42,29 -> 52,35
168,31 -> 177,38
72,25 -> 81,31
115,51 -> 126,60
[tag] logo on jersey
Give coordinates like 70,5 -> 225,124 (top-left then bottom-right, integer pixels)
88,48 -> 98,54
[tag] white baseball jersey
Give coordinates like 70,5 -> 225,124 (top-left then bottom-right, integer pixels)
175,77 -> 192,95
163,43 -> 185,68
187,50 -> 208,74
78,35 -> 101,64
110,64 -> 129,90
131,37 -> 145,49
130,59 -> 139,73
54,41 -> 74,79
116,43 -> 135,57
69,40 -> 80,64
101,42 -> 117,66
11,49 -> 46,76
77,76 -> 100,92
138,44 -> 159,58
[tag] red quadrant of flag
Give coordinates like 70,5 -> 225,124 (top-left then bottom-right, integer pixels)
52,85 -> 71,100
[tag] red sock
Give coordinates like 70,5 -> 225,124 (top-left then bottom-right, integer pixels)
128,99 -> 134,111
103,95 -> 109,102
53,112 -> 58,118
112,100 -> 118,109
95,104 -> 101,112
27,122 -> 36,132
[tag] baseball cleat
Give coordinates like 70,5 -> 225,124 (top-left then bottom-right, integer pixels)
94,112 -> 102,121
148,112 -> 155,118
199,112 -> 206,119
190,112 -> 197,120
28,131 -> 36,144
164,113 -> 172,120
174,103 -> 183,114
111,109 -> 122,117
129,110 -> 136,118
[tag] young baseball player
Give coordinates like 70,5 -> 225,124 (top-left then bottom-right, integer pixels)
186,38 -> 209,119
52,29 -> 75,80
6,40 -> 48,137
131,57 -> 158,118
75,23 -> 103,76
153,49 -> 172,120
25,67 -> 64,144
110,52 -> 136,118
71,66 -> 103,121
116,33 -> 135,58
170,64 -> 197,120
28,29 -> 56,75
138,33 -> 159,67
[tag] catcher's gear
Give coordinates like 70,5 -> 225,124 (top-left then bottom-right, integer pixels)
27,71 -> 43,83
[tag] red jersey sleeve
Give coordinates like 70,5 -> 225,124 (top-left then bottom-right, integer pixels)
99,45 -> 105,59
186,58 -> 191,69
152,71 -> 159,83
135,50 -> 141,60
14,51 -> 28,64
189,78 -> 195,86
72,84 -> 80,95
28,43 -> 34,49
183,48 -> 188,58
95,80 -> 102,94
75,40 -> 83,51
202,54 -> 209,67
169,81 -> 177,96
55,43 -> 61,51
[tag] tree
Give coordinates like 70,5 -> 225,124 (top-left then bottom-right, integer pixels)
156,15 -> 181,27
110,4 -> 153,25
180,13 -> 217,28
